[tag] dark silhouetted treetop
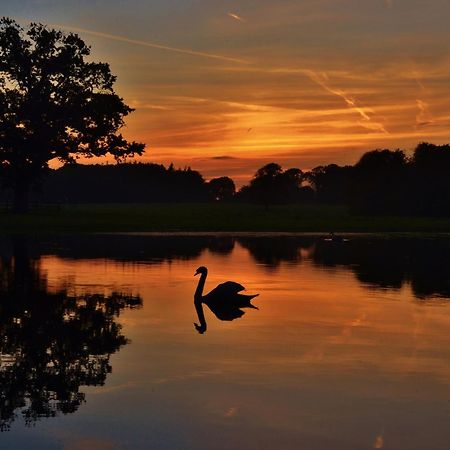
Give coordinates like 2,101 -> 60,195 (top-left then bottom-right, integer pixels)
355,148 -> 407,171
413,142 -> 450,170
349,149 -> 408,214
208,176 -> 236,201
237,162 -> 304,206
254,162 -> 283,179
0,18 -> 145,211
410,142 -> 450,215
306,164 -> 352,204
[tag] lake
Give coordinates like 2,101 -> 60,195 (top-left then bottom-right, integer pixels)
1,234 -> 449,450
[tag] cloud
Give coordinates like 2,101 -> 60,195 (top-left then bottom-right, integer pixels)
225,406 -> 239,417
416,100 -> 434,127
152,369 -> 222,384
304,71 -> 388,134
210,65 -> 389,134
211,155 -> 238,160
228,12 -> 246,22
52,24 -> 250,64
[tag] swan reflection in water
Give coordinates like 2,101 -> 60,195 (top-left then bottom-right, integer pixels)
193,266 -> 259,334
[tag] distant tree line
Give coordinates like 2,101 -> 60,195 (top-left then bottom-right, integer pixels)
0,162 -> 236,203
306,142 -> 450,216
0,142 -> 449,216
237,141 -> 450,216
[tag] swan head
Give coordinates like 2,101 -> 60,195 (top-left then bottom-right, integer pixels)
194,322 -> 207,334
194,266 -> 208,276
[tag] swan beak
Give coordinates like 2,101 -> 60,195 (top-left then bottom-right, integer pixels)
194,270 -> 199,276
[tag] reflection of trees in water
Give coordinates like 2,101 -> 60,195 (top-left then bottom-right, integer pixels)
312,239 -> 450,299
313,240 -> 405,288
206,237 -> 235,255
0,235 -> 237,265
27,235 -> 215,263
237,236 -> 450,299
238,237 -> 314,269
0,239 -> 142,431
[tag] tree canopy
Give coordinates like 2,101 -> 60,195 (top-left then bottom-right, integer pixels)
0,18 -> 144,211
208,176 -> 236,201
237,163 -> 305,206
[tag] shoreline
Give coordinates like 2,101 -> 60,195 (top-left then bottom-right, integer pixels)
1,203 -> 449,234
97,231 -> 450,238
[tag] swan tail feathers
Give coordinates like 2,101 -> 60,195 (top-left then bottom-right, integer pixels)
237,293 -> 259,309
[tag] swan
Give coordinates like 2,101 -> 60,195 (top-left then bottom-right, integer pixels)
193,266 -> 259,334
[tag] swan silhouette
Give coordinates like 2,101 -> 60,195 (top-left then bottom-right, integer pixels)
193,266 -> 259,334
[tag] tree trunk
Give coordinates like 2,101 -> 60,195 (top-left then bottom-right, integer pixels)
12,183 -> 30,213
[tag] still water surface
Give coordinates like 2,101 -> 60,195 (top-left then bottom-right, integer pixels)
1,235 -> 449,450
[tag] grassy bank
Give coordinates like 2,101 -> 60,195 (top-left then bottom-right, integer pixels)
0,203 -> 449,233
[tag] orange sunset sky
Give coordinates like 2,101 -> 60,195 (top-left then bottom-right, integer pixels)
7,0 -> 450,184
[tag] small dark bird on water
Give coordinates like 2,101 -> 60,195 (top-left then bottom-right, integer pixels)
324,232 -> 349,243
193,266 -> 258,334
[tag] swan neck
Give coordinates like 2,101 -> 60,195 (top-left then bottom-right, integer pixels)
194,271 -> 207,299
194,299 -> 207,331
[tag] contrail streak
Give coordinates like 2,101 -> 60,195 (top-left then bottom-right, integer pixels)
53,24 -> 250,65
228,12 -> 246,22
231,67 -> 388,132
306,70 -> 388,133
54,24 -> 387,133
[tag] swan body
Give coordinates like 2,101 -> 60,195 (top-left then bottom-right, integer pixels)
194,266 -> 258,333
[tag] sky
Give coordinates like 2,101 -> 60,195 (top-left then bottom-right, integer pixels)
3,0 -> 450,184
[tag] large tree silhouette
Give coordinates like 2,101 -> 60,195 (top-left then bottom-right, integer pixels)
0,18 -> 144,212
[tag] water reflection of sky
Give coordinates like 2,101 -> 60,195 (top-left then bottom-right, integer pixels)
1,235 -> 450,449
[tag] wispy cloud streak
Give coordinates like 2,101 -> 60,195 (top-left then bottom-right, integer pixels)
53,24 -> 250,64
293,69 -> 388,133
53,24 -> 387,135
228,12 -> 246,22
416,99 -> 434,127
